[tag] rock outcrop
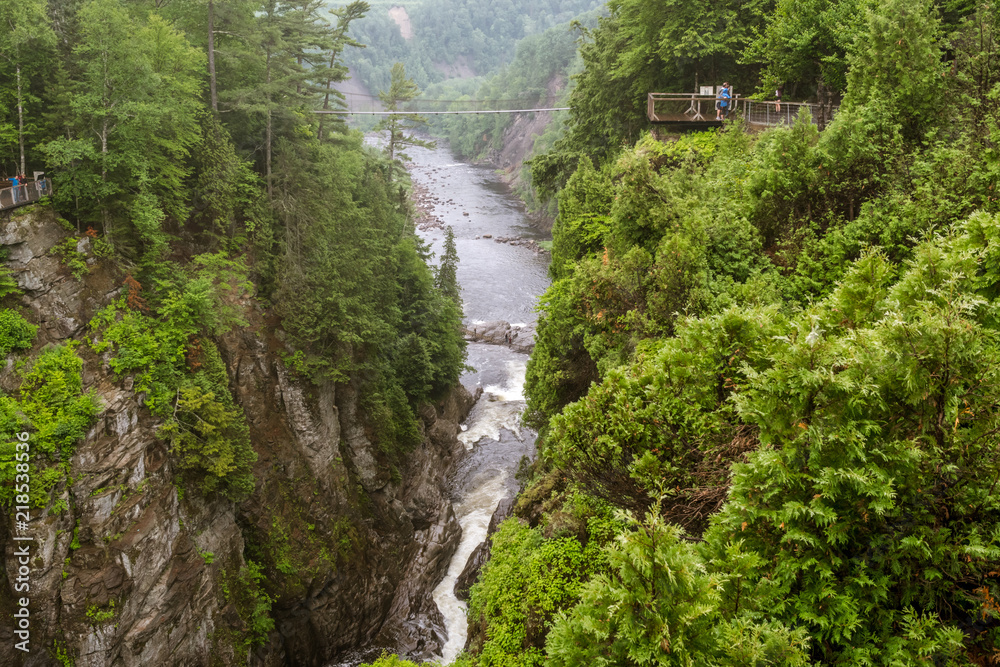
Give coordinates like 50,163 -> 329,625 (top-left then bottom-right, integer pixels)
0,206 -> 474,666
463,320 -> 535,354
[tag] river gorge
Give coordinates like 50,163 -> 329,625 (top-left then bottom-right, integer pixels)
397,143 -> 550,664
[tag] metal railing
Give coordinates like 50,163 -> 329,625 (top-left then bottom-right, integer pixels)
647,93 -> 840,128
742,100 -> 839,128
0,179 -> 50,211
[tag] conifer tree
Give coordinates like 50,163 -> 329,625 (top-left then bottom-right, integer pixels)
374,62 -> 435,179
436,225 -> 461,307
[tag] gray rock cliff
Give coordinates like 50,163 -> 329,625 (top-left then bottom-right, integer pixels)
0,207 -> 473,666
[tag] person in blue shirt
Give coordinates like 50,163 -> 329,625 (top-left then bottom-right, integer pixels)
716,83 -> 731,120
7,174 -> 18,203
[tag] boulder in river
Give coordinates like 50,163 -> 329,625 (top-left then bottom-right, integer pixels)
464,320 -> 535,353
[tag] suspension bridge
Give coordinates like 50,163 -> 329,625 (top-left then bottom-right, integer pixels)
314,91 -> 839,128
313,91 -> 570,115
2,93 -> 838,213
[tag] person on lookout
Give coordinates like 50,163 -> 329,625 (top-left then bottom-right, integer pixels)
716,83 -> 731,120
7,173 -> 18,203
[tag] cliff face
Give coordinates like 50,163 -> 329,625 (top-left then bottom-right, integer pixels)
481,74 -> 565,233
0,207 -> 472,666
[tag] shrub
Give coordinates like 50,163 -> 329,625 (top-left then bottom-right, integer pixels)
0,309 -> 37,356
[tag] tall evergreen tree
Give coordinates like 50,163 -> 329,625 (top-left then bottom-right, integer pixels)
374,62 -> 435,178
436,225 -> 461,307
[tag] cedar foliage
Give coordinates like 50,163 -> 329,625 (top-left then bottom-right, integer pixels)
457,1 -> 1000,666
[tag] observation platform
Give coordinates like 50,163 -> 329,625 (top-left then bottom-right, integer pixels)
1,179 -> 51,212
647,93 -> 839,129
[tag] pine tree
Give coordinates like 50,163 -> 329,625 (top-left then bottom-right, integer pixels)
436,225 -> 461,307
374,62 -> 435,179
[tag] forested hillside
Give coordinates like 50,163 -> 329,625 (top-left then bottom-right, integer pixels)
0,0 -> 470,662
342,0 -> 605,93
367,0 -> 1000,665
0,0 -> 466,488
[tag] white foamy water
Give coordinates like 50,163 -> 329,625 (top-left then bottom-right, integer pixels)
458,360 -> 526,449
431,471 -> 509,663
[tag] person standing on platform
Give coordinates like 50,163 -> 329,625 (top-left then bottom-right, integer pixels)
8,173 -> 19,203
775,85 -> 783,112
716,83 -> 731,120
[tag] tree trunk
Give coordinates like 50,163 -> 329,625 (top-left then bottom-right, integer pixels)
265,47 -> 273,200
101,118 -> 111,244
317,51 -> 338,141
15,63 -> 25,175
208,0 -> 218,113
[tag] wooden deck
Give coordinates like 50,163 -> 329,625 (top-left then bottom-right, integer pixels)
647,93 -> 738,124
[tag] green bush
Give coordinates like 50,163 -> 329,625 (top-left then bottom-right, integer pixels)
360,653 -> 422,667
545,512 -> 810,667
90,290 -> 256,501
0,343 -> 100,507
0,309 -> 37,356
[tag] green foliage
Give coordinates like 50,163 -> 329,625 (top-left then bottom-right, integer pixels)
422,14 -> 597,163
360,653 -> 422,667
0,343 -> 100,508
0,263 -> 20,300
50,237 -> 89,279
40,0 -> 203,260
222,560 -> 274,652
545,511 -> 810,667
436,225 -> 461,306
85,600 -> 116,625
156,341 -> 256,500
273,138 -> 465,444
0,308 -> 36,356
747,0 -> 863,98
544,307 -> 786,525
342,0 -> 605,94
466,516 -> 609,667
701,220 -> 1000,662
374,62 -> 435,172
842,0 -> 945,143
90,276 -> 256,500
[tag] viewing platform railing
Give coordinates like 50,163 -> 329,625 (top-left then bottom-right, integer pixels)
742,99 -> 839,128
647,93 -> 741,122
647,93 -> 840,128
1,179 -> 51,212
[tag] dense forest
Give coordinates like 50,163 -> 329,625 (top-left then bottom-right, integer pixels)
0,0 -> 468,660
4,0 -> 1000,663
365,0 -> 1000,665
0,0 -> 468,492
341,0 -> 605,93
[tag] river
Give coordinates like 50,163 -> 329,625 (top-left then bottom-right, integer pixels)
410,143 -> 550,664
